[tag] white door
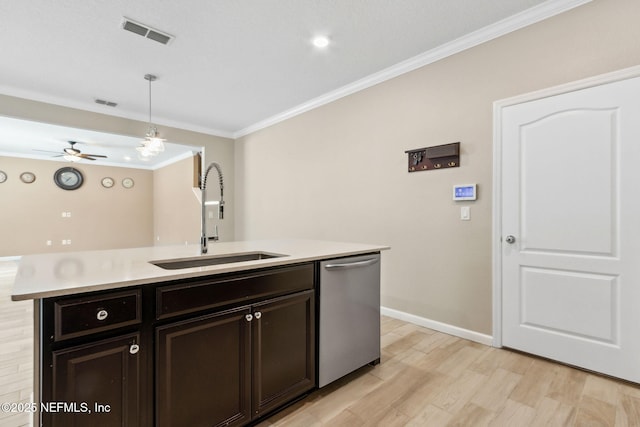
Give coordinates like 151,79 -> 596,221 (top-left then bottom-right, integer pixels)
499,73 -> 640,382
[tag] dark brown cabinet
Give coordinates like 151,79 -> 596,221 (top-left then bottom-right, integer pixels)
156,290 -> 315,427
252,290 -> 315,418
156,306 -> 252,427
40,262 -> 316,427
47,333 -> 142,427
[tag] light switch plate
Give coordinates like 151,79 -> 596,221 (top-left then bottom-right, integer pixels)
460,206 -> 471,220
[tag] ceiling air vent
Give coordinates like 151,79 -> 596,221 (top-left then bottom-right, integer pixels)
95,99 -> 118,107
122,18 -> 174,45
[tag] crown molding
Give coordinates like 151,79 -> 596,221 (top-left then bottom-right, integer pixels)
234,0 -> 593,138
0,86 -> 235,140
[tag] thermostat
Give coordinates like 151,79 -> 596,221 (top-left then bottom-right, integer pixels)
453,184 -> 477,201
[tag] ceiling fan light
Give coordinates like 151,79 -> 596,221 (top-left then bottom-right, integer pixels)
64,154 -> 81,162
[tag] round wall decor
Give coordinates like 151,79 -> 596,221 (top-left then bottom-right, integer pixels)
122,177 -> 134,189
101,177 -> 115,188
54,167 -> 84,190
20,171 -> 36,184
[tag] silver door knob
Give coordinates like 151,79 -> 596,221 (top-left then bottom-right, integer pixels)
129,344 -> 139,355
245,314 -> 253,322
96,309 -> 108,321
505,235 -> 516,244
254,311 -> 262,319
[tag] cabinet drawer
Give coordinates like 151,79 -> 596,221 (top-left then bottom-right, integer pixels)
157,263 -> 314,320
54,289 -> 142,341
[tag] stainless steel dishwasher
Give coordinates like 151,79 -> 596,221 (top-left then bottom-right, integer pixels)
318,253 -> 381,387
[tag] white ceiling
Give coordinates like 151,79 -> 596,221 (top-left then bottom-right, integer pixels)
0,116 -> 200,169
0,0 -> 585,167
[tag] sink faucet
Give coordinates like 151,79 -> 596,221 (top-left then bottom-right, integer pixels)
201,162 -> 224,254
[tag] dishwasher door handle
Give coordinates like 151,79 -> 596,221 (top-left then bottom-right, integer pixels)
324,257 -> 379,270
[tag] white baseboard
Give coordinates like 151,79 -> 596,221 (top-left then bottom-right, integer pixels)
381,306 -> 494,347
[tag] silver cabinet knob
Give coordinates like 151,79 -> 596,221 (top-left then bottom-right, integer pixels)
505,235 -> 516,244
129,344 -> 139,355
245,314 -> 253,322
96,309 -> 109,321
254,311 -> 262,319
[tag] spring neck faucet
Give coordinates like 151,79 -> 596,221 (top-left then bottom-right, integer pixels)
201,162 -> 224,254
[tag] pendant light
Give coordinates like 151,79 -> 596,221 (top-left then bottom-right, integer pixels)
137,73 -> 165,157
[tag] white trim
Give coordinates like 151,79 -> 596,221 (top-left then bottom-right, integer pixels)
149,150 -> 199,170
492,101 -> 504,348
491,64 -> 640,349
234,0 -> 592,138
0,85 -> 235,140
381,306 -> 493,347
493,65 -> 640,111
0,150 -> 197,171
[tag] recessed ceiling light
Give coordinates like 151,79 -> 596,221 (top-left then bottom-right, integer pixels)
312,36 -> 330,48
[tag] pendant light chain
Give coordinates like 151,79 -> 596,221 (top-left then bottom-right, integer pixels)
148,75 -> 152,126
144,74 -> 157,130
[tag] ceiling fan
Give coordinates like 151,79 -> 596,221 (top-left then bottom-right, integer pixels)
35,141 -> 107,161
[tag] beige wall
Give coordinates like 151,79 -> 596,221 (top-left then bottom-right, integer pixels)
0,94 -> 236,248
235,0 -> 640,335
153,155 -> 201,246
0,154 -> 214,256
0,156 -> 154,256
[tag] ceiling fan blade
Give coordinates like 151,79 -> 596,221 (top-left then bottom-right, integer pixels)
33,149 -> 62,154
64,147 -> 81,155
79,153 -> 107,159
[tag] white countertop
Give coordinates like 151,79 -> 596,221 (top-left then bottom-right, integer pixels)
11,239 -> 389,301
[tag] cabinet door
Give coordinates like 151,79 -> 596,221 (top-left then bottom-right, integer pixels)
156,306 -> 251,427
252,290 -> 316,418
49,333 -> 141,427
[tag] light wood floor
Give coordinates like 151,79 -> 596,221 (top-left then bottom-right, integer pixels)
2,261 -> 640,426
0,260 -> 32,427
258,321 -> 640,426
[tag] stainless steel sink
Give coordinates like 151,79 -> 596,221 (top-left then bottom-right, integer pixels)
150,252 -> 286,270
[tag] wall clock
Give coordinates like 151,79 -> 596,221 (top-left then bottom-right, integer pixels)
122,177 -> 134,189
101,177 -> 114,188
20,171 -> 36,184
54,167 -> 84,190
0,170 -> 7,184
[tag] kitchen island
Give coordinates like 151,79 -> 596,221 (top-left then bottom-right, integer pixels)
11,239 -> 388,426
